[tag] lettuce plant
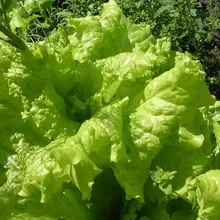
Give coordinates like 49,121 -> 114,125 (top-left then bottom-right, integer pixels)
0,1 -> 219,219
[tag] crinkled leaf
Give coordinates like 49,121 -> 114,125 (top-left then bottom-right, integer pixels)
196,170 -> 220,220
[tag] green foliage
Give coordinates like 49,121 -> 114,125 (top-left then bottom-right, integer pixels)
0,0 -> 220,219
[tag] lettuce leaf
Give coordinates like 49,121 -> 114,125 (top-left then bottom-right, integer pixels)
196,170 -> 220,220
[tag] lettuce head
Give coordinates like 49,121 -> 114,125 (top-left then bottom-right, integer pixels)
0,0 -> 219,219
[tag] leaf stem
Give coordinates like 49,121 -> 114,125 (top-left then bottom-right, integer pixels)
0,23 -> 27,50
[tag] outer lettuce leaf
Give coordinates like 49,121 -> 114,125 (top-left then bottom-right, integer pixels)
5,26 -> 76,100
146,107 -> 212,202
96,38 -> 174,89
0,138 -> 90,220
0,187 -> 91,219
196,170 -> 220,220
3,99 -> 128,203
29,85 -> 80,139
2,28 -> 80,144
148,145 -> 209,200
129,53 -> 214,202
68,0 -> 132,62
0,41 -> 25,164
128,23 -> 156,52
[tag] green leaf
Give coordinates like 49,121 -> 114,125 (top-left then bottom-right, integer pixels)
154,4 -> 174,18
9,9 -> 26,32
195,18 -> 203,30
0,187 -> 91,219
196,170 -> 220,219
24,0 -> 55,13
67,0 -> 132,62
